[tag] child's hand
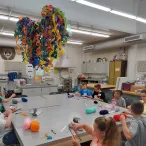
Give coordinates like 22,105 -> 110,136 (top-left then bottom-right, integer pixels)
127,105 -> 131,110
75,92 -> 80,97
71,123 -> 83,132
4,109 -> 12,117
71,135 -> 80,146
123,111 -> 131,115
11,108 -> 16,113
11,93 -> 16,98
120,115 -> 126,122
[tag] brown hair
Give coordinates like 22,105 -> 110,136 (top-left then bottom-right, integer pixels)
141,89 -> 146,94
114,90 -> 123,96
94,84 -> 101,89
131,101 -> 144,115
82,83 -> 87,86
94,117 -> 121,146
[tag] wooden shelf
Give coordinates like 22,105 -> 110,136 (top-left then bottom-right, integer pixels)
87,84 -> 115,89
110,89 -> 141,96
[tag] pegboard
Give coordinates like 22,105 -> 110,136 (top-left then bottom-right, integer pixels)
137,60 -> 146,72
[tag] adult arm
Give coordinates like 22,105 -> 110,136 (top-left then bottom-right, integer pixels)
4,110 -> 13,128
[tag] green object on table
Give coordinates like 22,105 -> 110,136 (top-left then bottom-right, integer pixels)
14,86 -> 23,94
0,96 -> 5,112
12,99 -> 18,104
86,107 -> 96,114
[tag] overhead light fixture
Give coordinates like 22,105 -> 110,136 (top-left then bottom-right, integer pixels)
73,0 -> 111,12
1,32 -> 14,36
71,0 -> 146,24
71,29 -> 91,35
0,15 -> 9,20
10,17 -> 19,22
91,32 -> 109,37
110,10 -> 136,19
136,17 -> 146,24
71,29 -> 110,38
67,40 -> 83,45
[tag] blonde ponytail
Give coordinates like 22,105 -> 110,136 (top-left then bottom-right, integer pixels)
94,117 -> 121,146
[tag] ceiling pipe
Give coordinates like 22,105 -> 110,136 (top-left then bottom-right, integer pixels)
0,37 -> 16,47
0,7 -> 111,35
83,33 -> 146,52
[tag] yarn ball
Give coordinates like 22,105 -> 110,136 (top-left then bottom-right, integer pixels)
23,118 -> 31,130
30,120 -> 40,132
99,110 -> 109,115
12,99 -> 18,104
73,117 -> 80,123
22,98 -> 28,102
94,101 -> 98,104
113,114 -> 127,122
47,136 -> 52,140
86,107 -> 96,114
104,104 -> 113,110
68,94 -> 74,98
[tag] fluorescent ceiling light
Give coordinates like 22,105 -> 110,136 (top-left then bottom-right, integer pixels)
71,29 -> 91,35
110,10 -> 136,19
91,32 -> 109,37
75,0 -> 111,12
67,40 -> 83,45
136,17 -> 146,24
10,17 -> 19,22
0,15 -> 9,20
72,0 -> 146,24
1,32 -> 14,36
71,29 -> 110,38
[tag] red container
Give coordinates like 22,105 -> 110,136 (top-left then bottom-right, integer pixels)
122,83 -> 134,91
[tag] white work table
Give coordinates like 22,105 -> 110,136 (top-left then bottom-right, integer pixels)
22,85 -> 58,96
3,95 -> 66,111
3,94 -> 130,146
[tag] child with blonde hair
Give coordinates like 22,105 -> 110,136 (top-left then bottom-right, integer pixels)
71,117 -> 121,146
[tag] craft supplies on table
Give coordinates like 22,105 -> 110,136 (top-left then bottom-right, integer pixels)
3,94 -> 129,146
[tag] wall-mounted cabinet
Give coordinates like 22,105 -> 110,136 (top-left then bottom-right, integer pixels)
4,61 -> 26,77
82,62 -> 107,74
22,87 -> 58,96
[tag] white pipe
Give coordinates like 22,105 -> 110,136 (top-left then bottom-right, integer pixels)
83,33 -> 146,52
0,37 -> 16,47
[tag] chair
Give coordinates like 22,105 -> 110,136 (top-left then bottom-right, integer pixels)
124,97 -> 133,107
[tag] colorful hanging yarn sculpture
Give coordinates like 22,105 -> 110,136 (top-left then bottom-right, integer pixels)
14,5 -> 69,72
